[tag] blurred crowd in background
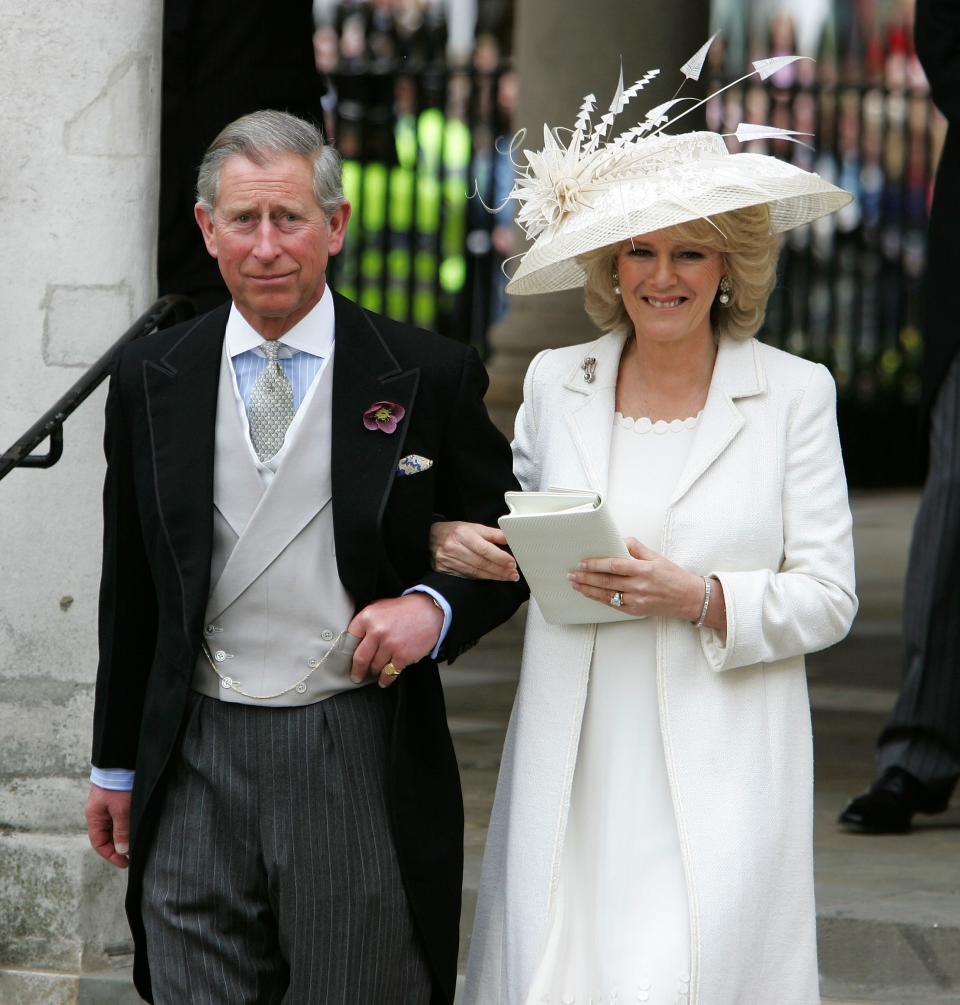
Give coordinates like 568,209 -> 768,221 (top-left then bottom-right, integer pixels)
303,1 -> 939,486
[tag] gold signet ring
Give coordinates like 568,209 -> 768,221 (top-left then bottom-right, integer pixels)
382,662 -> 402,676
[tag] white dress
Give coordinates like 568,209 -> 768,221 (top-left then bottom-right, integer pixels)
525,411 -> 701,1005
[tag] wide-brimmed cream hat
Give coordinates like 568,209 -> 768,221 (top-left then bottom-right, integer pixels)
503,40 -> 853,296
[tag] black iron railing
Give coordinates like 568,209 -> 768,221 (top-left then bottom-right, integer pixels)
0,295 -> 195,482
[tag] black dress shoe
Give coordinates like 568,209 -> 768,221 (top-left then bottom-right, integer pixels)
838,766 -> 952,834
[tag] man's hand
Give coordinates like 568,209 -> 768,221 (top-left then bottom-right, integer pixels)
86,784 -> 132,869
348,593 -> 445,688
430,520 -> 519,581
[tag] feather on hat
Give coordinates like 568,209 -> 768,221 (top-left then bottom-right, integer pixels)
501,39 -> 853,296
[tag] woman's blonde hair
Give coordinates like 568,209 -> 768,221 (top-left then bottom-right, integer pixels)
578,204 -> 780,341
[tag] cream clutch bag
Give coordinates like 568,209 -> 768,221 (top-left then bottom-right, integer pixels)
498,488 -> 638,625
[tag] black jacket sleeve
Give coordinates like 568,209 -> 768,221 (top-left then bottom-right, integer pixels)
420,347 -> 528,660
916,0 -> 960,123
91,352 -> 158,769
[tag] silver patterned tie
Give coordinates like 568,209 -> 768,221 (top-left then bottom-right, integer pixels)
249,341 -> 295,462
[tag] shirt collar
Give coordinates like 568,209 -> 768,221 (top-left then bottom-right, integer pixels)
225,285 -> 335,359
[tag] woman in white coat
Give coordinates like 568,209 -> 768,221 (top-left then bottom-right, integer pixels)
433,50 -> 859,1005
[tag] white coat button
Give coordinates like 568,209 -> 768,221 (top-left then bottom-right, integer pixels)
308,658 -> 321,669
320,629 -> 334,641
204,624 -> 220,636
296,682 -> 307,694
215,650 -> 227,662
220,677 -> 233,689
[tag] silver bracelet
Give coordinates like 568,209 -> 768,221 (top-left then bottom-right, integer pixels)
694,576 -> 712,628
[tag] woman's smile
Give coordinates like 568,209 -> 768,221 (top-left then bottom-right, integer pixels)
641,295 -> 687,309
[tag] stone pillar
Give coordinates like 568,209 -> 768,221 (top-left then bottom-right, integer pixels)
0,2 -> 161,1001
484,0 -> 711,432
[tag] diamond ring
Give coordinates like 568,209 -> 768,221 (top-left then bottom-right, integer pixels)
610,591 -> 624,608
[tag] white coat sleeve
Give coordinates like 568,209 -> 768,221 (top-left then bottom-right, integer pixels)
510,349 -> 550,493
700,364 -> 858,671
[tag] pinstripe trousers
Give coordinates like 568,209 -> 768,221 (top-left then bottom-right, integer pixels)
141,684 -> 433,1004
876,350 -> 960,792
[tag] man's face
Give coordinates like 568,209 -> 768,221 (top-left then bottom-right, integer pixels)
195,152 -> 350,339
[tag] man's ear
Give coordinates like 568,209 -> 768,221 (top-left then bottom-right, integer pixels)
194,203 -> 219,258
326,202 -> 352,256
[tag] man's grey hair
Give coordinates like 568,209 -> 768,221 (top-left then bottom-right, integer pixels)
195,110 -> 344,218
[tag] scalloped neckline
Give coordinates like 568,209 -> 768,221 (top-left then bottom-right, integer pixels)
613,409 -> 703,434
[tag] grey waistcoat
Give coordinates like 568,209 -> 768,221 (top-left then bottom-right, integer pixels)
192,346 -> 365,707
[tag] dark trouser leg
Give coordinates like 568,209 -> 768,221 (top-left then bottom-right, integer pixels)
877,352 -> 960,793
271,684 -> 432,1004
141,687 -> 433,1004
141,693 -> 287,1004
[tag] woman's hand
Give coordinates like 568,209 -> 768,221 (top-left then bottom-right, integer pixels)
568,537 -> 726,631
429,521 -> 520,582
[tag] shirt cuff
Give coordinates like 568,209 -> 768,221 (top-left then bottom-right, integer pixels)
403,585 -> 452,660
90,767 -> 135,791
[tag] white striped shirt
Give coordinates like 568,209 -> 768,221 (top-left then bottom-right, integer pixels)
232,342 -> 326,417
226,287 -> 336,421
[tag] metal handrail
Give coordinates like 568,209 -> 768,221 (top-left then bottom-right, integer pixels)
0,295 -> 195,481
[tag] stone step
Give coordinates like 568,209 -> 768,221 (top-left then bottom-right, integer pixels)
3,966 -> 952,1005
0,966 -> 141,1005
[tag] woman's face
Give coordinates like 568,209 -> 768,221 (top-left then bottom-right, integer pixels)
616,229 -> 724,347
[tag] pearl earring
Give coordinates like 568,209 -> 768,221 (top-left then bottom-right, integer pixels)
613,272 -> 621,296
718,275 -> 732,306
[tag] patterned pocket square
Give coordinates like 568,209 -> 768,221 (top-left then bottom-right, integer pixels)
397,454 -> 434,476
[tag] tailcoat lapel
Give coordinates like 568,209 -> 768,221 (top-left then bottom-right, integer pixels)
142,303 -> 228,634
330,291 -> 419,606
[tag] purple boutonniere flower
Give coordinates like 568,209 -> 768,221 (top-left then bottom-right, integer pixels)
363,400 -> 406,434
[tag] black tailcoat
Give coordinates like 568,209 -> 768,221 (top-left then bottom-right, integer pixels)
916,0 -> 960,419
92,291 -> 528,1002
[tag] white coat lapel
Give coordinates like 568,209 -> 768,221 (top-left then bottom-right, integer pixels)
563,329 -> 628,493
206,361 -> 335,619
669,336 -> 765,506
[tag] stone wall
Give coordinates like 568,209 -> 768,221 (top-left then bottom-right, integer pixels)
0,2 -> 161,999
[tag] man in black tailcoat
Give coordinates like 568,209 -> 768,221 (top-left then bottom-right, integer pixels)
840,0 -> 960,833
86,109 -> 527,1002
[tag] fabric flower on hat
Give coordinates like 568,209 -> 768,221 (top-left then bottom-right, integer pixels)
363,401 -> 406,434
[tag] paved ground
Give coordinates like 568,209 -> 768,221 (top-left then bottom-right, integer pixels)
443,490 -> 960,1004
